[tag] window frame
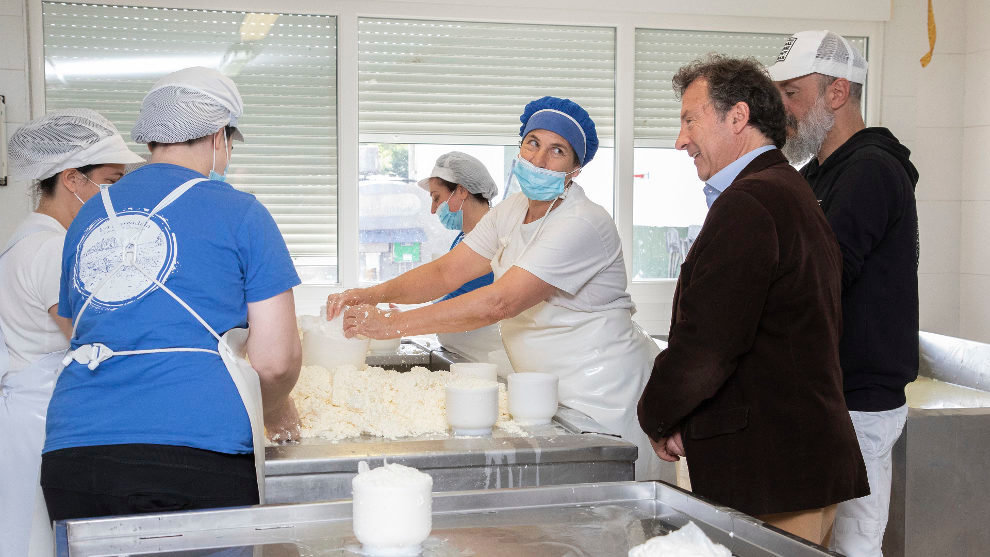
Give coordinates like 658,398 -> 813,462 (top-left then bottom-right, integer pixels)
26,0 -> 885,324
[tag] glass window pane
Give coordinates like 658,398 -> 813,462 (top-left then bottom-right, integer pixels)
632,29 -> 867,280
357,18 -> 616,283
42,3 -> 338,283
359,143 -> 507,284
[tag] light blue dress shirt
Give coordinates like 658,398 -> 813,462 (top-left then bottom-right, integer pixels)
703,145 -> 777,208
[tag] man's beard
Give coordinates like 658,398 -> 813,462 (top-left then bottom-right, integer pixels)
782,95 -> 836,165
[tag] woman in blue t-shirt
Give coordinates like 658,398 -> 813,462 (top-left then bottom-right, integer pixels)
417,152 -> 503,360
41,67 -> 302,523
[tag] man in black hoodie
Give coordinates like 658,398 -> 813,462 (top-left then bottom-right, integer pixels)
768,30 -> 920,557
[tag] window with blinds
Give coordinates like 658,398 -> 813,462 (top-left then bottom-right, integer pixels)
355,18 -> 617,284
357,18 -> 615,145
633,29 -> 867,146
630,29 -> 867,281
42,3 -> 338,280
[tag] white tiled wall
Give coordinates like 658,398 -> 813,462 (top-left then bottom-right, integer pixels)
913,127 -> 962,202
960,202 -> 990,275
961,125 -> 990,200
918,201 -> 962,274
883,0 -> 965,338
0,0 -> 33,245
960,0 -> 990,341
919,273 -> 960,334
960,274 -> 990,340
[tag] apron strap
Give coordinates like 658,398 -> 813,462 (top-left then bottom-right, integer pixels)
62,343 -> 220,370
0,222 -> 56,260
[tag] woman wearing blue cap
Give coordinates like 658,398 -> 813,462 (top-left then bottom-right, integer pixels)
328,97 -> 664,480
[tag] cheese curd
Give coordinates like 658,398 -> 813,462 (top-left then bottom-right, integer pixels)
628,522 -> 731,557
288,364 -> 525,441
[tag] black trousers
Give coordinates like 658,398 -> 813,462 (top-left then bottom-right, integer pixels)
41,443 -> 258,523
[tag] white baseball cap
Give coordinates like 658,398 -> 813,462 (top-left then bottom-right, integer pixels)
767,30 -> 867,85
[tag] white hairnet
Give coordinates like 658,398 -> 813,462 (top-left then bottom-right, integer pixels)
417,151 -> 498,201
8,108 -> 145,181
131,66 -> 245,144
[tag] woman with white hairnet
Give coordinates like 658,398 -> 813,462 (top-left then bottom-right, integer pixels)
328,96 -> 666,480
416,151 -> 502,361
40,67 -> 302,523
0,108 -> 143,557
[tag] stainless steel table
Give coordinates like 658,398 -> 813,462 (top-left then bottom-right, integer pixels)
265,408 -> 637,503
55,481 -> 840,556
882,332 -> 990,557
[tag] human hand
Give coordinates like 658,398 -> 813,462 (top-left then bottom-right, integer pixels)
666,430 -> 685,458
342,304 -> 402,340
650,432 -> 683,462
265,397 -> 301,444
326,289 -> 373,321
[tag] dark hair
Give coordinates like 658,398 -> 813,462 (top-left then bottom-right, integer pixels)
36,163 -> 100,198
148,125 -> 238,150
672,54 -> 787,148
434,177 -> 488,204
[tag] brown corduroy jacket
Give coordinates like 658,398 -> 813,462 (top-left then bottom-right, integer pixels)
638,149 -> 869,516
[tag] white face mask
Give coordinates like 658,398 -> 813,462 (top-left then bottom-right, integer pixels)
85,176 -> 111,191
72,175 -> 112,206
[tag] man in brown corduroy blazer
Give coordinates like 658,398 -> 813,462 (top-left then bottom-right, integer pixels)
637,55 -> 868,546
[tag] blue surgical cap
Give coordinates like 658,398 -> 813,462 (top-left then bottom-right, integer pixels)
519,96 -> 599,165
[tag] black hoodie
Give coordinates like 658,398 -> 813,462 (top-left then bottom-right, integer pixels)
801,127 -> 920,412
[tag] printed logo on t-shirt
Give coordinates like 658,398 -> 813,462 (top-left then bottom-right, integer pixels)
71,211 -> 178,310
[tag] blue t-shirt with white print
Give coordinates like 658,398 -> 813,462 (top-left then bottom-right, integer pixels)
46,163 -> 300,455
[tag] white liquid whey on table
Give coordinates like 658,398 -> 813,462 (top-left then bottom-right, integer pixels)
284,364 -> 525,442
352,461 -> 433,555
628,521 -> 731,557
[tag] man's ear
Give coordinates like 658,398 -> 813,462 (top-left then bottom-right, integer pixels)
827,78 -> 851,110
729,101 -> 751,134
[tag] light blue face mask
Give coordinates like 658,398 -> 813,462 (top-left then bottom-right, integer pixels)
437,190 -> 464,231
511,155 -> 579,201
209,128 -> 229,182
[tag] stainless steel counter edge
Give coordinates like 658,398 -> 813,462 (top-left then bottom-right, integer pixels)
264,432 -> 637,475
55,481 -> 840,556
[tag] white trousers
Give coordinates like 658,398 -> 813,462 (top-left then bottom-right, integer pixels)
831,404 -> 909,557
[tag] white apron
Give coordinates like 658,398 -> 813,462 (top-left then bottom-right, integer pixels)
437,323 -> 503,362
61,178 -> 267,502
0,224 -> 66,557
491,201 -> 668,481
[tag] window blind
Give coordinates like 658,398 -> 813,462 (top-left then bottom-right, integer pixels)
358,18 -> 615,144
42,3 -> 338,259
634,29 -> 867,146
